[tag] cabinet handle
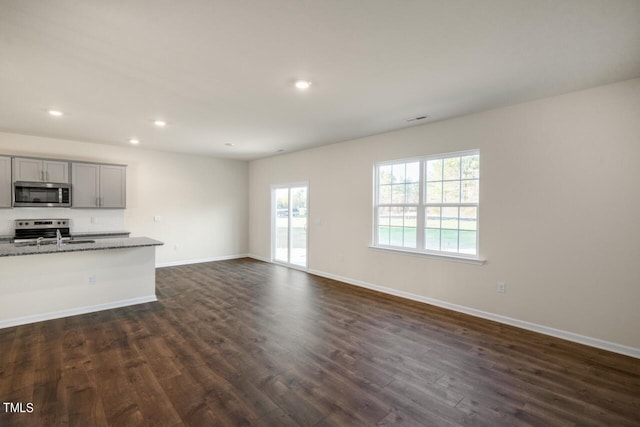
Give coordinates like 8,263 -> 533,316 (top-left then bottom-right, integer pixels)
40,170 -> 44,181
46,171 -> 49,181
96,197 -> 100,207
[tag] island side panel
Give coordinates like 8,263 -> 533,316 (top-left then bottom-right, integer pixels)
0,246 -> 157,327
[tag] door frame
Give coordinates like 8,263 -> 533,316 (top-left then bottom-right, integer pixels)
270,181 -> 309,269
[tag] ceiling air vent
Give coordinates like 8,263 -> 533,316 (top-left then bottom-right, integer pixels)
405,115 -> 429,123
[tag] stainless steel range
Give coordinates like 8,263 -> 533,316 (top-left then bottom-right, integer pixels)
14,218 -> 70,243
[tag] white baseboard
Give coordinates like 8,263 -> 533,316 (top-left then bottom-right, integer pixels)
305,268 -> 640,359
247,254 -> 270,263
156,254 -> 249,268
0,295 -> 158,330
245,256 -> 639,359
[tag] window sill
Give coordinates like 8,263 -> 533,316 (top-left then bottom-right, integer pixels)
368,245 -> 486,265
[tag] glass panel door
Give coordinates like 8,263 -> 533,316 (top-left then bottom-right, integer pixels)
290,186 -> 308,267
274,187 -> 289,263
272,183 -> 308,268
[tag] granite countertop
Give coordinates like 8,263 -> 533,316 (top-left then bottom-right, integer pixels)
0,235 -> 12,242
0,237 -> 163,258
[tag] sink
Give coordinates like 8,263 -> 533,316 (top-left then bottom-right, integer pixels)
14,239 -> 95,247
15,240 -> 55,247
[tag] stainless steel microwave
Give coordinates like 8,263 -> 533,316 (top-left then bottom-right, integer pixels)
14,181 -> 71,207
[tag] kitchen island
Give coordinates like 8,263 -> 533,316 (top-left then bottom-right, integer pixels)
0,237 -> 163,328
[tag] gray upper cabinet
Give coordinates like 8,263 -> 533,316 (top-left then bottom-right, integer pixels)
44,160 -> 70,183
0,156 -> 11,208
71,162 -> 126,208
12,157 -> 69,183
98,164 -> 126,208
71,163 -> 99,208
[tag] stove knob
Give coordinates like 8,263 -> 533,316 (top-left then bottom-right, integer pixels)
18,222 -> 23,226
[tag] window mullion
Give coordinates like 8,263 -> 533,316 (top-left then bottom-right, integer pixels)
416,159 -> 425,250
373,167 -> 379,247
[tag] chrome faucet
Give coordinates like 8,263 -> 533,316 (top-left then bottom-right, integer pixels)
56,229 -> 63,249
36,236 -> 43,249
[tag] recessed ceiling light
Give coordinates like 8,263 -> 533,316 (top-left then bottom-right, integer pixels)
294,80 -> 311,90
153,120 -> 167,127
277,149 -> 285,153
224,143 -> 235,147
48,110 -> 64,116
129,138 -> 140,145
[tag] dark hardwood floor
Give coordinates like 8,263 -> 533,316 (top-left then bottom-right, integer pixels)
1,258 -> 639,426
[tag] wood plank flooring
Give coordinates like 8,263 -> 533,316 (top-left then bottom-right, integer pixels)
1,258 -> 639,426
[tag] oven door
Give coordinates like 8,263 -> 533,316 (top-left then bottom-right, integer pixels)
13,182 -> 70,207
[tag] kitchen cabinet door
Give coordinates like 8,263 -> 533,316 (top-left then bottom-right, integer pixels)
71,162 -> 100,208
0,156 -> 11,208
99,165 -> 126,208
12,157 -> 69,183
43,160 -> 69,183
12,157 -> 42,182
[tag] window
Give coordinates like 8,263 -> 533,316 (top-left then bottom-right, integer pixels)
374,150 -> 480,258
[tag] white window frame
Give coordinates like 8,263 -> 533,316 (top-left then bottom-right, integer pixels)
372,150 -> 485,264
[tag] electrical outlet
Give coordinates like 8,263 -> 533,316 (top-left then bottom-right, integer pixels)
89,275 -> 97,285
497,282 -> 506,293
153,215 -> 162,222
90,217 -> 98,224
173,244 -> 179,251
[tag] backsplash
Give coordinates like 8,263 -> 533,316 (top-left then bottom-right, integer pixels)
0,208 -> 125,236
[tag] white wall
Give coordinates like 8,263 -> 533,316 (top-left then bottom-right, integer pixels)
249,78 -> 640,352
0,133 -> 249,264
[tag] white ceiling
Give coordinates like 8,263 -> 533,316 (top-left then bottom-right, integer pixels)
1,1 -> 639,160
